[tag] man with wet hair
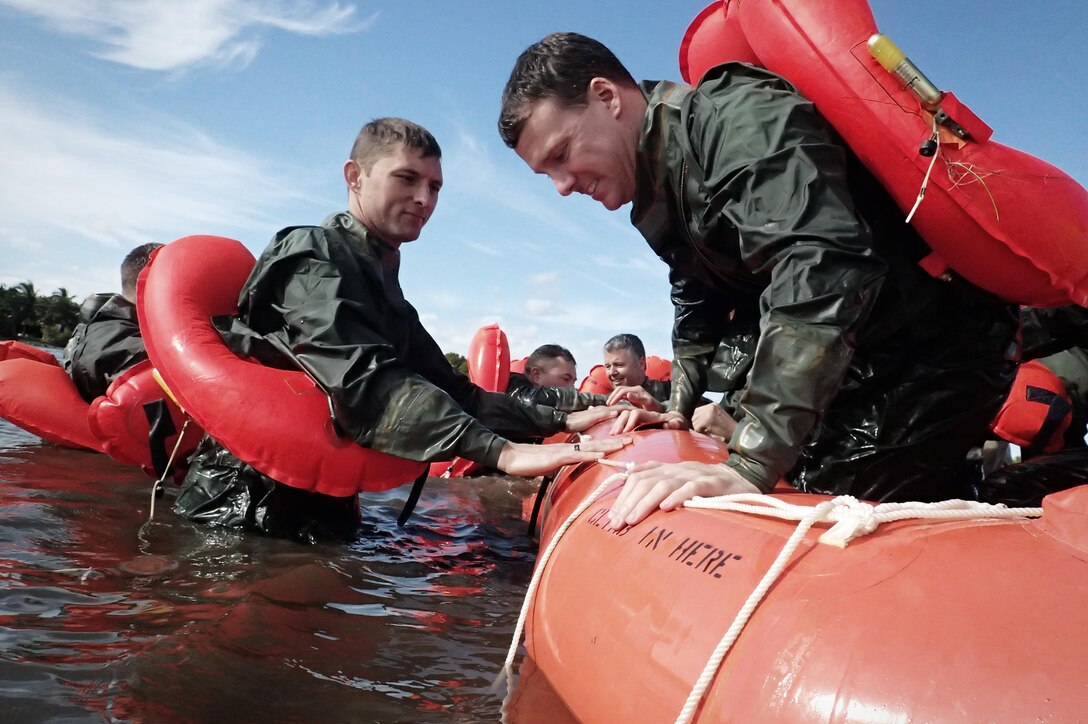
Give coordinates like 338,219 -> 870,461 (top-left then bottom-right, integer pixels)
499,33 -> 1018,527
64,242 -> 162,402
507,343 -> 607,412
176,117 -> 625,542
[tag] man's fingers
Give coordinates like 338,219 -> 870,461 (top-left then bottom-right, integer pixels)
609,409 -> 633,436
580,437 -> 630,453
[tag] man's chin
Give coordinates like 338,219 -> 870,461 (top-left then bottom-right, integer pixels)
599,193 -> 632,212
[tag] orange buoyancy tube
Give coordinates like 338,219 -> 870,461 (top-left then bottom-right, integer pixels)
680,0 -> 1088,307
514,421 -> 1088,722
137,235 -> 426,496
467,323 -> 510,393
0,357 -> 101,450
88,359 -> 202,474
428,324 -> 512,479
0,340 -> 62,366
0,342 -> 200,469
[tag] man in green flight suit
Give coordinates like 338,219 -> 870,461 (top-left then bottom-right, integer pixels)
506,343 -> 607,412
498,33 -> 1018,528
176,117 -> 625,542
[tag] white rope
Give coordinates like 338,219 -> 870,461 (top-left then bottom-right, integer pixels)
145,418 -> 193,524
497,462 -> 632,713
686,493 -> 1043,547
905,116 -> 941,224
674,494 -> 1043,723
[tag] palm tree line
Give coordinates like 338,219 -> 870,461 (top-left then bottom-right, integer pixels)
0,282 -> 81,346
2,280 -> 472,368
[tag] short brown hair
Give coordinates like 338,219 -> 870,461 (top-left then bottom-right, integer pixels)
350,117 -> 441,171
499,32 -> 637,148
526,343 -> 576,371
121,242 -> 163,300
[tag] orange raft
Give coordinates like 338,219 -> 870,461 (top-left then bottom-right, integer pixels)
680,0 -> 1088,307
510,422 -> 1088,722
138,235 -> 426,496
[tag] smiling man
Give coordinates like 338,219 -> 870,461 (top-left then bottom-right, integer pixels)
499,33 -> 1019,527
175,117 -> 625,542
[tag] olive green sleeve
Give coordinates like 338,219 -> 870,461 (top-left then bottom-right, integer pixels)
236,227 -> 553,469
688,67 -> 887,489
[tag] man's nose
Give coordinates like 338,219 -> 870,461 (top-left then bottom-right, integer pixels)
413,184 -> 436,207
551,173 -> 575,197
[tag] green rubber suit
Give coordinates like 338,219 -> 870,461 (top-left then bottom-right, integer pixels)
635,63 -> 1018,502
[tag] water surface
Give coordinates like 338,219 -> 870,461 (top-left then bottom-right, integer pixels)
0,417 -> 570,722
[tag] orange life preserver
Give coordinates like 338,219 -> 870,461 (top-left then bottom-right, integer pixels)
680,0 -> 1088,307
0,357 -> 100,450
0,343 -> 199,472
138,235 -> 426,496
466,323 -> 510,394
0,340 -> 61,366
578,364 -> 612,395
88,360 -> 201,475
429,324 -> 513,479
990,359 -> 1072,456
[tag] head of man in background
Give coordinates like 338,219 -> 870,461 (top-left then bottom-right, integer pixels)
602,333 -> 648,388
525,344 -> 577,388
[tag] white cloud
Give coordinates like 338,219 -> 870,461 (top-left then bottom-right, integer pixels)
0,81 -> 319,296
524,298 -> 556,316
465,240 -> 502,257
0,0 -> 372,71
529,271 -> 558,285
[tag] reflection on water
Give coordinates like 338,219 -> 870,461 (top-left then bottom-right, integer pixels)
0,417 -> 573,722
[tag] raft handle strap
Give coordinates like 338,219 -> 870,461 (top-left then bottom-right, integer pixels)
526,474 -> 553,537
397,468 -> 429,527
144,399 -> 177,482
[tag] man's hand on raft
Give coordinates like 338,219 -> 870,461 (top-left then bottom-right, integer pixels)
606,461 -> 759,529
498,438 -> 631,478
606,386 -> 664,412
609,408 -> 688,435
564,405 -> 628,432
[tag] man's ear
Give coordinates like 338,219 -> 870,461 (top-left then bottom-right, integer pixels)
343,159 -> 362,190
588,77 -> 622,117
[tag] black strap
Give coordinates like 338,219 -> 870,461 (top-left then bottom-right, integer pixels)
143,399 -> 177,480
527,475 -> 552,537
397,469 -> 429,527
1023,385 -> 1073,459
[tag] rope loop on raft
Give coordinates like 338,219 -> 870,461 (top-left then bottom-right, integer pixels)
684,493 -> 1044,547
674,493 -> 1043,723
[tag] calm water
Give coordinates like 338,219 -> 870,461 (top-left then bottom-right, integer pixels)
0,415 -> 571,722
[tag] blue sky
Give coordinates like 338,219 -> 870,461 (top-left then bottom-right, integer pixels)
1,0 -> 1085,367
